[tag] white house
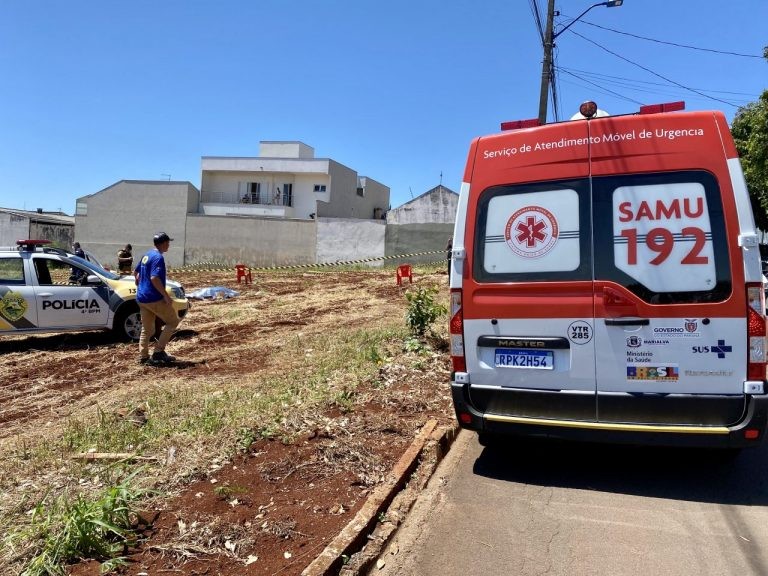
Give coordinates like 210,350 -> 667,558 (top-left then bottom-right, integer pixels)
200,141 -> 389,220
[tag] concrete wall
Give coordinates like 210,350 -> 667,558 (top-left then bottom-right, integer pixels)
386,186 -> 459,224
259,141 -> 314,158
317,162 -> 389,220
316,217 -> 386,266
184,214 -> 316,267
385,223 -> 454,265
0,213 -> 74,249
0,213 -> 31,246
29,222 -> 74,249
75,181 -> 199,269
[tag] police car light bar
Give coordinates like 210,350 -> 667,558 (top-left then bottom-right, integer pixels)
639,101 -> 685,114
500,118 -> 540,131
16,239 -> 51,251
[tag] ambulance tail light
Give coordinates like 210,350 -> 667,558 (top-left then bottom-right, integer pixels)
450,289 -> 466,373
638,101 -> 685,114
746,284 -> 767,380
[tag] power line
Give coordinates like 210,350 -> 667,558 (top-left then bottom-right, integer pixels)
561,17 -> 764,58
558,68 -> 645,106
568,29 -> 740,108
559,67 -> 760,97
529,0 -> 545,44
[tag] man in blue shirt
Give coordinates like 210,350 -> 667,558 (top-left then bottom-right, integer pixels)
135,232 -> 181,364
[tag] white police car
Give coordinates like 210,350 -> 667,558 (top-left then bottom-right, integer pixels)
0,240 -> 189,341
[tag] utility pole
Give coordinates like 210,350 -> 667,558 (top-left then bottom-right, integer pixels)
537,1 -> 624,125
537,0 -> 556,125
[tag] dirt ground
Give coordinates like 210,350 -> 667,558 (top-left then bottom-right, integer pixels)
0,266 -> 454,576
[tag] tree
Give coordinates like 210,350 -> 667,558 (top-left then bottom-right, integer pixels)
730,47 -> 768,230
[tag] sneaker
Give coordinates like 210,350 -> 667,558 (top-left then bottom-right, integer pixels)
151,351 -> 176,363
139,357 -> 151,365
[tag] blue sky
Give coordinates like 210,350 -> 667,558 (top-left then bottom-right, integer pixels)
1,0 -> 766,214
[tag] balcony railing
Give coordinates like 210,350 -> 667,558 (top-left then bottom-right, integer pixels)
203,190 -> 293,207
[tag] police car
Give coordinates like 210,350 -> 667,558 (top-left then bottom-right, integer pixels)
0,240 -> 189,341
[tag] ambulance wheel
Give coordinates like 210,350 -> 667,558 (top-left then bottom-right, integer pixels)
114,304 -> 142,342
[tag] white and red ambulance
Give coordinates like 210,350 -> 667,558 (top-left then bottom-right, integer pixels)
449,101 -> 768,448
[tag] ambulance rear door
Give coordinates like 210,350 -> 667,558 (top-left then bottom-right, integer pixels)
589,112 -> 747,427
463,120 -> 598,421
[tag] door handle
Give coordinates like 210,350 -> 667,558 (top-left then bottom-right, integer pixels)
604,318 -> 650,326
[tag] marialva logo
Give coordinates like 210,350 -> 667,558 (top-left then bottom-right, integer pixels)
0,291 -> 28,322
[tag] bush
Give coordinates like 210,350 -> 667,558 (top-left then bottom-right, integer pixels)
404,286 -> 447,337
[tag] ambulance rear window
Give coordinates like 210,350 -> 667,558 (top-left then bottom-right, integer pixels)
474,179 -> 593,282
594,171 -> 731,304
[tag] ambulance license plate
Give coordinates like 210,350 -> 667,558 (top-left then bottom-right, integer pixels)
494,349 -> 554,370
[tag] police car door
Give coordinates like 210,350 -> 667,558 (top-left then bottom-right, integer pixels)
0,255 -> 37,331
591,171 -> 744,425
32,257 -> 110,329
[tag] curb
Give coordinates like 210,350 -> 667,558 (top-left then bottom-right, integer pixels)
301,419 -> 460,576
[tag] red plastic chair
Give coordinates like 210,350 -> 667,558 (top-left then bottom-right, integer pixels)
396,264 -> 413,286
235,264 -> 252,284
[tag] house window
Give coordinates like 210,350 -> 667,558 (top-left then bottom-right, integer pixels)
357,187 -> 365,197
240,182 -> 262,203
314,184 -> 326,193
281,183 -> 293,207
249,182 -> 261,203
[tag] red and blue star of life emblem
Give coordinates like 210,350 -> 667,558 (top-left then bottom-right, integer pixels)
504,205 -> 559,259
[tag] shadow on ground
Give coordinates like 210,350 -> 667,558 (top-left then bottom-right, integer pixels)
473,435 -> 768,505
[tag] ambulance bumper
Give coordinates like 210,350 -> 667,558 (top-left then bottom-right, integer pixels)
451,381 -> 768,448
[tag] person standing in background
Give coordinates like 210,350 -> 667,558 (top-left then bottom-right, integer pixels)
134,232 -> 181,365
117,243 -> 133,274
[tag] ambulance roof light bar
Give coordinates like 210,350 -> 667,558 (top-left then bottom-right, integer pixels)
639,101 -> 685,114
500,118 -> 540,131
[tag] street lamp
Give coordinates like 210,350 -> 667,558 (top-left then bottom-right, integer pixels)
537,0 -> 623,124
553,1 -> 622,40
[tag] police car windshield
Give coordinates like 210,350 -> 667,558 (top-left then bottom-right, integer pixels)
69,255 -> 121,280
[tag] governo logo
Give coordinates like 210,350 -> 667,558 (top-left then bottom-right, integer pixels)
504,205 -> 559,259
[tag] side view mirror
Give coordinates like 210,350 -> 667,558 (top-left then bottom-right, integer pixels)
85,274 -> 102,285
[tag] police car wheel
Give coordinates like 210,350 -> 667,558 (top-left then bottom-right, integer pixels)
114,304 -> 142,342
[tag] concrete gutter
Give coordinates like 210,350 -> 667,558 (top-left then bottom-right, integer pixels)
302,419 -> 460,576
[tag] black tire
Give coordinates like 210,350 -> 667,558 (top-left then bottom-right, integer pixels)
113,303 -> 142,342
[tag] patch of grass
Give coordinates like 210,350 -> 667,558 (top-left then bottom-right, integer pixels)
5,470 -> 147,576
1,318 -> 429,574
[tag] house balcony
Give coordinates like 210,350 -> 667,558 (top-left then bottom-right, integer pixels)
200,189 -> 296,218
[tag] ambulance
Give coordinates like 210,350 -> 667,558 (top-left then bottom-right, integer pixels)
449,101 -> 768,449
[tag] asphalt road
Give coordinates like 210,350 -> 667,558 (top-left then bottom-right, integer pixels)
370,430 -> 768,576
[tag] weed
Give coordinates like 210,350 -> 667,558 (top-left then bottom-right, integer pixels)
403,336 -> 425,353
213,484 -> 247,500
6,470 -> 147,576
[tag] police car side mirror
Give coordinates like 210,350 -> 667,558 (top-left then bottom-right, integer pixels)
85,275 -> 101,285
